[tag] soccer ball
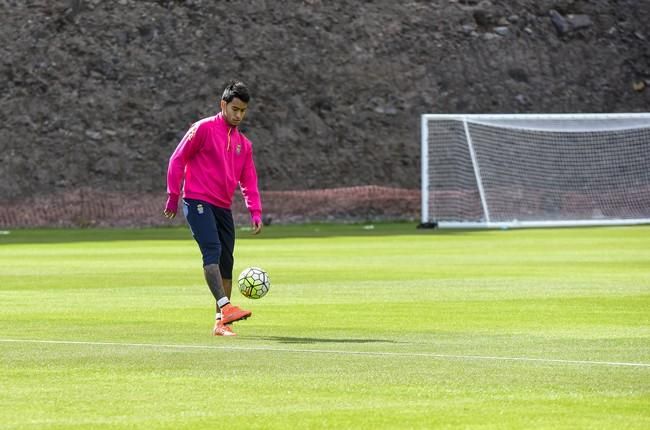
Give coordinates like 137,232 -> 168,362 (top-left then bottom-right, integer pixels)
237,267 -> 270,299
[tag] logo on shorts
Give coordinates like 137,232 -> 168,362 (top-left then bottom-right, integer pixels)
197,204 -> 204,214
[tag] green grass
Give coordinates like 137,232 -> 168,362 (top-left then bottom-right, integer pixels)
1,224 -> 649,429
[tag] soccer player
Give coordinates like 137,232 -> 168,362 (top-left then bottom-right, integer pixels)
164,80 -> 263,337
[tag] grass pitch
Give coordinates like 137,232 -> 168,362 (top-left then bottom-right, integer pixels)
1,224 -> 649,429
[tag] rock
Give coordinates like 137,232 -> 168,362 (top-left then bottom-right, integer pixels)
566,14 -> 593,31
85,130 -> 102,140
462,24 -> 477,35
473,2 -> 499,28
508,68 -> 529,82
549,9 -> 571,35
493,26 -> 510,36
550,10 -> 593,35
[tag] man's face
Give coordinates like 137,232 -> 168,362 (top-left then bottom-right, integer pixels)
220,97 -> 248,127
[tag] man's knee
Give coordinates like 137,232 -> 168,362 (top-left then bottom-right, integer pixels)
200,241 -> 221,267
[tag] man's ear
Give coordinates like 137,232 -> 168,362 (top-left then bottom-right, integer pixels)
220,100 -> 227,111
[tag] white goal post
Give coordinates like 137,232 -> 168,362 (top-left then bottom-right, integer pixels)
421,113 -> 650,228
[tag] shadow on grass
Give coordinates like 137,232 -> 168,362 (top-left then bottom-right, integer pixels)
250,335 -> 399,345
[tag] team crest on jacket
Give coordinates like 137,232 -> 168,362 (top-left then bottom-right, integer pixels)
236,143 -> 241,154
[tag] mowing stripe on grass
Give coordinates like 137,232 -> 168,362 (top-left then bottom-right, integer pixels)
2,338 -> 649,368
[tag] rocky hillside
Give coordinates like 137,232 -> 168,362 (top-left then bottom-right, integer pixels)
1,0 -> 649,220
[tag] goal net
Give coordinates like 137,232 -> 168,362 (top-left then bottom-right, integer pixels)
421,113 -> 650,228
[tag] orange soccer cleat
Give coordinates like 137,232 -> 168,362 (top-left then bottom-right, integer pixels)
220,303 -> 252,325
213,320 -> 236,337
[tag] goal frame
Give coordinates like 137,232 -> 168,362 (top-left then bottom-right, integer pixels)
421,113 -> 650,229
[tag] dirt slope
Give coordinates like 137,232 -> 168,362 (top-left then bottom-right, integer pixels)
1,0 -> 648,224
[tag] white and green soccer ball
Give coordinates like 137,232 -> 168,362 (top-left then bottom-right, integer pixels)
237,267 -> 270,299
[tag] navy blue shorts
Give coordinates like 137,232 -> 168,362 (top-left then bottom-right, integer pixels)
182,198 -> 235,279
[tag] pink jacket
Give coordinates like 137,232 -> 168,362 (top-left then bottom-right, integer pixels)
166,113 -> 262,222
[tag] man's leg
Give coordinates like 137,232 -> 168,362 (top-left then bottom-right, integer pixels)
209,205 -> 249,326
184,199 -> 249,332
206,265 -> 237,337
184,199 -> 225,301
202,258 -> 249,327
213,276 -> 231,322
223,278 -> 232,300
204,263 -> 228,307
214,205 -> 237,313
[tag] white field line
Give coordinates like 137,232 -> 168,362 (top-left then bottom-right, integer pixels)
2,338 -> 649,368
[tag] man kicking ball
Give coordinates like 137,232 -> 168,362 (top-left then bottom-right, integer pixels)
164,80 -> 263,336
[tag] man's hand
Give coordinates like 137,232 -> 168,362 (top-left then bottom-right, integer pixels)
251,216 -> 263,235
164,194 -> 179,219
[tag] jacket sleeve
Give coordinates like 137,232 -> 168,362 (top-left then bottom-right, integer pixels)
165,122 -> 204,211
239,143 -> 262,222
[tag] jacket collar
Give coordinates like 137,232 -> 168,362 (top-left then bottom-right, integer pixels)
215,112 -> 237,133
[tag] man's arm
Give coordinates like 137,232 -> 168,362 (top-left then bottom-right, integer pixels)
239,145 -> 263,234
164,122 -> 204,218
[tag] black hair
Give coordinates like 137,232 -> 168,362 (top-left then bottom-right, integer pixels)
221,80 -> 250,103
